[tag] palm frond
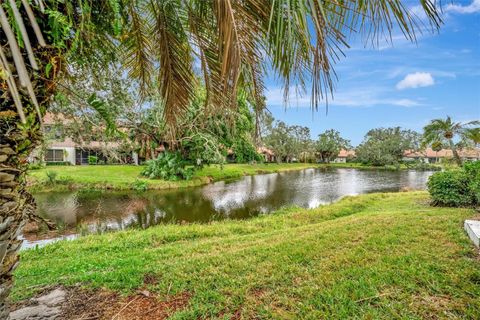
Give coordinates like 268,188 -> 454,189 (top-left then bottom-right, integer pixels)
1,0 -> 443,129
121,1 -> 154,99
148,0 -> 196,129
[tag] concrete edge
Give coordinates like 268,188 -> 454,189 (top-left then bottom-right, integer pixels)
464,220 -> 480,248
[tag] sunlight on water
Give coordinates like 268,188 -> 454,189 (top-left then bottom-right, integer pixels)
23,168 -> 433,249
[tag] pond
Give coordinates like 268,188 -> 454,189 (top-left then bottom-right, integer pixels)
23,168 -> 433,249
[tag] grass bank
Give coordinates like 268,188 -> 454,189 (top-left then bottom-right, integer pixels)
14,192 -> 480,318
27,163 -> 371,192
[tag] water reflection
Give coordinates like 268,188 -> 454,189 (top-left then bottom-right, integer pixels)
27,168 -> 433,247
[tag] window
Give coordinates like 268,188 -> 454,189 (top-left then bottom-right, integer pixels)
45,149 -> 64,162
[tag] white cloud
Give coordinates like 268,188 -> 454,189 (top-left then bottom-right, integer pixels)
396,72 -> 435,90
391,99 -> 422,107
265,86 -> 423,108
446,0 -> 480,14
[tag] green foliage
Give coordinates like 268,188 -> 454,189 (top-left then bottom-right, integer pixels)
405,161 -> 441,171
44,9 -> 72,48
264,121 -> 312,162
28,163 -> 45,170
14,193 -> 480,318
316,129 -> 351,163
86,93 -> 119,137
45,161 -> 71,166
181,133 -> 226,168
357,127 -> 421,166
233,138 -> 262,163
465,161 -> 480,203
45,171 -> 58,185
141,152 -> 194,181
427,161 -> 480,207
87,156 -> 98,165
132,179 -> 148,192
422,116 -> 479,166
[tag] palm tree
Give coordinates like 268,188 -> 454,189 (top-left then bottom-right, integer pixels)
463,128 -> 480,148
0,0 -> 442,316
423,116 -> 479,166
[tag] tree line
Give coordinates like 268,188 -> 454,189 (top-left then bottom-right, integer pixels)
261,115 -> 479,166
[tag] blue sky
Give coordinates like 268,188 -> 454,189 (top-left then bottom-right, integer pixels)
264,0 -> 480,146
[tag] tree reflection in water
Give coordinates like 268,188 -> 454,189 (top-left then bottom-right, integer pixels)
33,168 -> 434,238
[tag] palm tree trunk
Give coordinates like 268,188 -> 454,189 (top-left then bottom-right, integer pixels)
449,140 -> 462,166
0,132 -> 39,318
0,39 -> 49,319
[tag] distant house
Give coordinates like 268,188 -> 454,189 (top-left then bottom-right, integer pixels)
403,148 -> 480,163
257,147 -> 276,162
333,149 -> 356,163
32,113 -> 138,165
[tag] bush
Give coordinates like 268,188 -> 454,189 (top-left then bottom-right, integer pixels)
141,151 -> 195,181
427,161 -> 479,207
28,162 -> 45,170
465,161 -> 480,203
88,155 -> 98,165
132,179 -> 148,192
405,160 -> 441,171
232,139 -> 263,163
45,161 -> 71,166
45,171 -> 58,185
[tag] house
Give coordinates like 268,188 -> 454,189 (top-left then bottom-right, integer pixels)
333,149 -> 356,163
33,113 -> 138,165
403,148 -> 480,163
257,147 -> 276,162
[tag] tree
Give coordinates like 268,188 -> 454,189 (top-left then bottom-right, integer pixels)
293,126 -> 313,163
263,121 -> 312,163
463,128 -> 480,148
356,127 -> 421,166
264,121 -> 294,162
315,130 -> 351,163
422,116 -> 479,166
0,0 -> 441,315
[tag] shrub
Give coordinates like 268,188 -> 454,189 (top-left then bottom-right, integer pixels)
45,171 -> 58,185
28,162 -> 45,170
427,161 -> 479,207
88,155 -> 98,165
132,179 -> 148,192
233,139 -> 263,163
141,151 -> 195,181
405,161 -> 441,171
464,161 -> 480,203
45,161 -> 71,166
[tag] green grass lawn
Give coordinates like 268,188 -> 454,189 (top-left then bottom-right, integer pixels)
14,192 -> 480,319
27,163 -> 332,191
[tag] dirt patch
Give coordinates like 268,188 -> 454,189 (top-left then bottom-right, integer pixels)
105,291 -> 191,320
143,273 -> 160,286
12,286 -> 191,320
411,293 -> 464,319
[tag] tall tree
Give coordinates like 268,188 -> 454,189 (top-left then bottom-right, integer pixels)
463,128 -> 480,148
315,129 -> 351,163
422,116 -> 479,166
0,0 -> 441,316
357,127 -> 421,166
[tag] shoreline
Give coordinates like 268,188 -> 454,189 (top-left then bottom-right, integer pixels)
27,163 -> 437,192
13,191 -> 479,318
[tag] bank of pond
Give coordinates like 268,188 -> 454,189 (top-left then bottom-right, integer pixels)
23,167 -> 434,248
14,191 -> 480,319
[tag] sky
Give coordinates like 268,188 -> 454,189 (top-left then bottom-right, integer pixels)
264,0 -> 480,146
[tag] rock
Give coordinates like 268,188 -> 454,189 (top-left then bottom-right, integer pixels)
10,305 -> 61,320
33,289 -> 65,307
10,289 -> 66,320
